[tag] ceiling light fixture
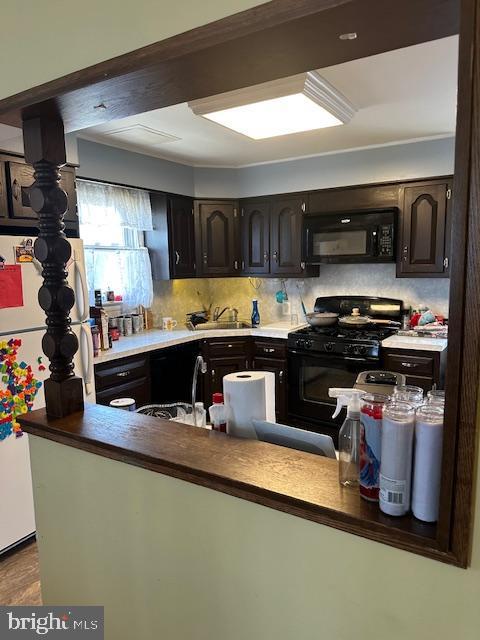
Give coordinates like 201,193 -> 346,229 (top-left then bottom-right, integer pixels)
188,71 -> 356,139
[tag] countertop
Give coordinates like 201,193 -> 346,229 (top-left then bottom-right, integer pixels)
381,335 -> 448,352
94,322 -> 306,364
95,322 -> 448,364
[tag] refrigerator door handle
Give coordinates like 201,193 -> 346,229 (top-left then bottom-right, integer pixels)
74,251 -> 89,323
80,323 -> 94,395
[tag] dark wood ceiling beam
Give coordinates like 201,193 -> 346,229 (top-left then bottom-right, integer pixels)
0,0 -> 459,132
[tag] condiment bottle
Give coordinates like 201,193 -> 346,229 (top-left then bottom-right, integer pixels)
360,393 -> 389,501
379,401 -> 415,516
412,404 -> 444,522
209,393 -> 227,433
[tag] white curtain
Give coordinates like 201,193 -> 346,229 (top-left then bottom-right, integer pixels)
77,179 -> 154,309
84,248 -> 153,308
77,180 -> 153,230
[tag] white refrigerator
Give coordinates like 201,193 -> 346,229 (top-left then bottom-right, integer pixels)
0,235 -> 95,553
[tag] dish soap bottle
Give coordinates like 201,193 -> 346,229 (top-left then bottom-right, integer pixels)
329,388 -> 364,487
251,299 -> 260,328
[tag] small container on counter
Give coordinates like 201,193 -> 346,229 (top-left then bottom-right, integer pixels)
91,325 -> 100,357
393,385 -> 424,407
123,315 -> 133,336
194,402 -> 207,427
359,393 -> 389,502
412,404 -> 444,522
109,398 -> 136,411
209,393 -> 227,433
132,314 -> 143,333
379,400 -> 415,516
106,288 -> 115,302
94,289 -> 103,307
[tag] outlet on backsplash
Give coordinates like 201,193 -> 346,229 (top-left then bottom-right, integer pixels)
149,264 -> 450,328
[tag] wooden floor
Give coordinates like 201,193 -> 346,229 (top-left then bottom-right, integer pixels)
0,540 -> 42,605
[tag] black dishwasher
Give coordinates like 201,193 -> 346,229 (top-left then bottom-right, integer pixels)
150,342 -> 199,404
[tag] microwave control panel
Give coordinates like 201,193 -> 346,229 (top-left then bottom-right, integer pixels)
377,225 -> 394,256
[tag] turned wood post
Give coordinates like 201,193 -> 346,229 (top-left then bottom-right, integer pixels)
22,115 -> 84,417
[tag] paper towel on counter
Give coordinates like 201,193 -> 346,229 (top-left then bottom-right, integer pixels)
223,371 -> 275,439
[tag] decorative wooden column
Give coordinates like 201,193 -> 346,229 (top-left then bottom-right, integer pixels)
22,115 -> 84,418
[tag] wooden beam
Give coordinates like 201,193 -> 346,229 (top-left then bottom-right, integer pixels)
22,115 -> 84,417
0,0 -> 459,132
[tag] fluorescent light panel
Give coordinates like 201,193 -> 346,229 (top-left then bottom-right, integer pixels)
189,71 -> 356,140
204,94 -> 342,139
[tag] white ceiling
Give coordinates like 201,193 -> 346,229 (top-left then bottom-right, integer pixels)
79,35 -> 457,168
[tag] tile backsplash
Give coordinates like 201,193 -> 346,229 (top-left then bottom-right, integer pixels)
150,264 -> 450,328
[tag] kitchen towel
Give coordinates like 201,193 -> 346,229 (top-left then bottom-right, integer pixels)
223,371 -> 275,439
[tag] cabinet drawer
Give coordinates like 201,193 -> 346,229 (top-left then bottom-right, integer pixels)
383,352 -> 433,377
254,340 -> 286,359
402,375 -> 434,393
96,376 -> 151,407
95,355 -> 150,391
208,339 -> 250,357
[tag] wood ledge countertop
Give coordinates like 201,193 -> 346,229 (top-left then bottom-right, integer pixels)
19,404 -> 450,563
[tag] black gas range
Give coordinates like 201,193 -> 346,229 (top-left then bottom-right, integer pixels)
287,296 -> 402,443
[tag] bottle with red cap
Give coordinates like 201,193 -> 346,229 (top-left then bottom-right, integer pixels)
209,393 -> 227,433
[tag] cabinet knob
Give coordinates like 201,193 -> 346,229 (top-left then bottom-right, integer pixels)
203,252 -> 208,265
117,370 -> 131,377
279,370 -> 284,382
12,179 -> 20,201
264,251 -> 269,263
273,251 -> 279,263
211,369 -> 215,379
234,260 -> 239,270
264,347 -> 275,353
175,251 -> 180,265
400,362 -> 418,368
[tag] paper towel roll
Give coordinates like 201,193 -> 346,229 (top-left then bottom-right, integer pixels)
223,371 -> 276,438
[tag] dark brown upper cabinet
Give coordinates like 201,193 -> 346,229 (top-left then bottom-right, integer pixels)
7,161 -> 78,223
397,179 -> 452,278
270,196 -> 306,276
168,196 -> 196,278
194,200 -> 240,277
146,193 -> 196,280
241,200 -> 270,275
0,161 -> 7,219
308,182 -> 401,214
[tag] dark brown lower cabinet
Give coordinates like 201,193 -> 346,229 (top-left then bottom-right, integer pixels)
94,354 -> 151,408
253,339 -> 288,422
201,338 -> 252,404
383,347 -> 447,392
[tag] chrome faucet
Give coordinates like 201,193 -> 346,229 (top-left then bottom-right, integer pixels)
192,355 -> 207,426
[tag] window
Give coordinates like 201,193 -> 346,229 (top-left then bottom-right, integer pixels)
77,180 -> 154,309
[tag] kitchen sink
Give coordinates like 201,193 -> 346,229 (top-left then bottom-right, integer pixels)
193,321 -> 251,330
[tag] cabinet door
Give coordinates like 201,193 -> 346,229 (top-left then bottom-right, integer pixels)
168,196 -> 195,278
398,181 -> 451,276
206,355 -> 249,400
241,201 -> 270,274
270,196 -> 305,276
195,200 -> 239,276
8,161 -> 77,222
253,356 -> 287,422
0,161 -> 7,219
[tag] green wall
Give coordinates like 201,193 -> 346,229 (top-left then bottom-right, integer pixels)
29,434 -> 480,640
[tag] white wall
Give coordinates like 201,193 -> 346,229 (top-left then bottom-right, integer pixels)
30,435 -> 480,640
0,0 -> 267,101
192,137 -> 455,198
77,138 -> 194,195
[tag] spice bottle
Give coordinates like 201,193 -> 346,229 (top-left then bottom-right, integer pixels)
208,393 -> 227,433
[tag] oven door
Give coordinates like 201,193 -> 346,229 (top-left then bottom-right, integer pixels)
288,350 -> 369,441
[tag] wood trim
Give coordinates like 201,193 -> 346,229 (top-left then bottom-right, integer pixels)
0,0 -> 458,131
19,404 -> 460,566
436,0 -> 480,567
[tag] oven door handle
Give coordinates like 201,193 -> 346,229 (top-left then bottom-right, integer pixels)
344,357 -> 369,362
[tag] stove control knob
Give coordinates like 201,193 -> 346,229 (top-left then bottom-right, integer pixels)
344,344 -> 354,354
357,345 -> 367,355
304,339 -> 313,349
296,339 -> 306,348
324,342 -> 334,352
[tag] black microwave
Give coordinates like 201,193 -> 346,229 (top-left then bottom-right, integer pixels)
303,209 -> 396,264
